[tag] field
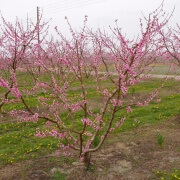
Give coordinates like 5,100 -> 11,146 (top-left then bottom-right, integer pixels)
99,63 -> 180,76
0,69 -> 180,179
0,1 -> 180,178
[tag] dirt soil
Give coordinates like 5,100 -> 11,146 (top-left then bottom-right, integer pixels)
0,116 -> 180,180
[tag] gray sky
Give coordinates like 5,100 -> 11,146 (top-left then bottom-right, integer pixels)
0,0 -> 179,38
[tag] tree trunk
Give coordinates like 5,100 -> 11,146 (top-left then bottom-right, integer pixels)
83,152 -> 91,170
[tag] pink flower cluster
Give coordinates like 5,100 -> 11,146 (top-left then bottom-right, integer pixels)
81,118 -> 93,126
0,77 -> 9,88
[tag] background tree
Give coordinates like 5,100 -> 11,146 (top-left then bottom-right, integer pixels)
0,15 -> 48,112
159,24 -> 180,66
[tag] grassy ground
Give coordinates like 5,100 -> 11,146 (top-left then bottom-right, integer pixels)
0,116 -> 179,180
149,63 -> 180,75
0,75 -> 179,166
0,70 -> 179,179
99,63 -> 180,75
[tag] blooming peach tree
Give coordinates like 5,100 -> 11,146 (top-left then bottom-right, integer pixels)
160,24 -> 180,66
0,15 -> 48,112
0,3 -> 174,168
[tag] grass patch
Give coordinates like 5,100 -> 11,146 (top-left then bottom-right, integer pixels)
0,121 -> 59,166
0,76 -> 179,166
154,169 -> 180,179
52,170 -> 67,180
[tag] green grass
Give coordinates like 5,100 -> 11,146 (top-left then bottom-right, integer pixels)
99,63 -> 180,75
52,170 -> 67,180
156,133 -> 165,148
0,74 -> 179,166
154,169 -> 180,179
0,120 -> 59,165
115,94 -> 180,132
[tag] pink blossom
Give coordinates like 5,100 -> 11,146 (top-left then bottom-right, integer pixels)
126,106 -> 133,113
11,87 -> 21,98
0,77 -> 9,88
84,131 -> 93,137
155,99 -> 161,103
121,84 -> 128,95
55,150 -> 60,155
58,132 -> 66,139
103,89 -> 111,97
81,118 -> 93,126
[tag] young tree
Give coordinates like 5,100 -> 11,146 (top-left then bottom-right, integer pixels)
159,24 -> 180,66
0,15 -> 48,113
5,3 -> 173,168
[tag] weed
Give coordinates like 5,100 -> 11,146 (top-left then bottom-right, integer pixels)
52,170 -> 66,180
156,133 -> 165,148
155,169 -> 180,179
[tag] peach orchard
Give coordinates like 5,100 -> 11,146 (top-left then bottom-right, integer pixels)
0,3 -> 179,168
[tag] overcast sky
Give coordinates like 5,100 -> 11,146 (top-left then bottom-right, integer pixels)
0,0 -> 179,38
